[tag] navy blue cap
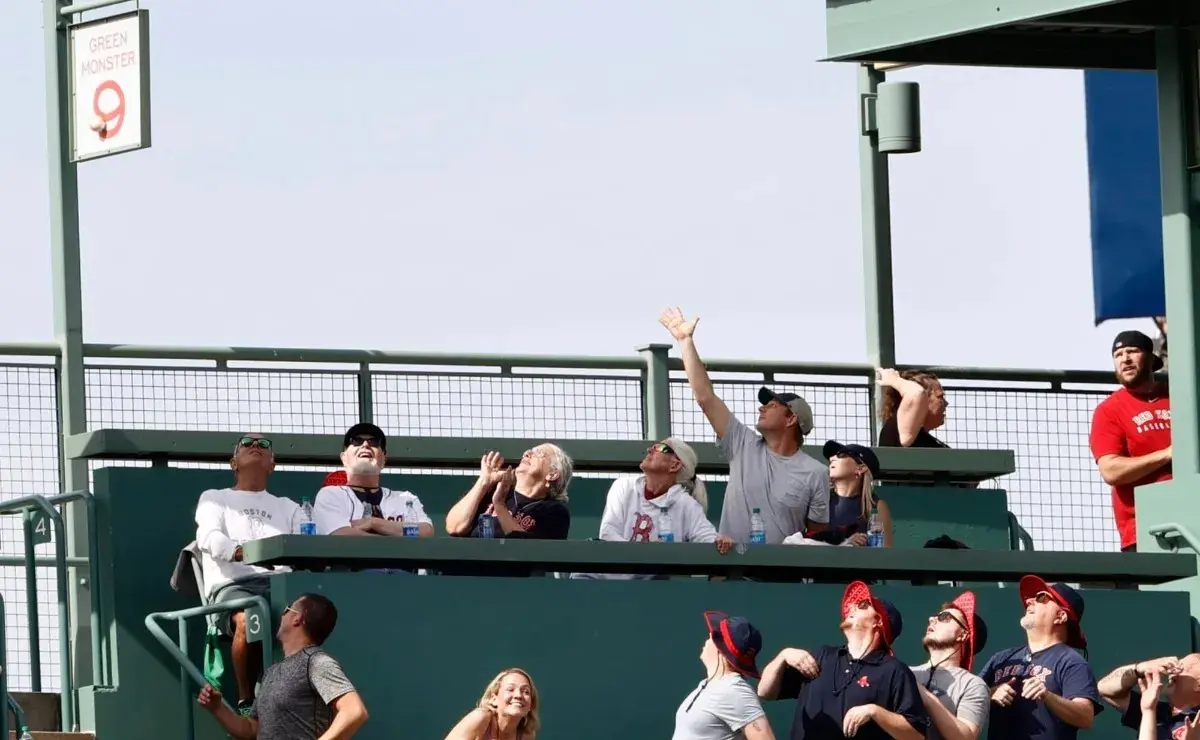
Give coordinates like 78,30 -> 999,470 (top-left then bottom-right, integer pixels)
1019,575 -> 1087,650
757,387 -> 815,436
823,440 -> 882,479
704,611 -> 762,678
343,422 -> 386,452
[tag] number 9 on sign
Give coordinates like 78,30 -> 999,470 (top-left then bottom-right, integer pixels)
90,80 -> 125,140
245,604 -> 266,644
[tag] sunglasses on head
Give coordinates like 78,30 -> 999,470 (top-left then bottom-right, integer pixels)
237,436 -> 272,450
349,436 -> 382,449
932,610 -> 968,630
649,442 -> 676,456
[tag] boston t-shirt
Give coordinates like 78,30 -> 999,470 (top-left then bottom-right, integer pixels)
1121,689 -> 1200,740
468,489 -> 570,540
977,643 -> 1102,740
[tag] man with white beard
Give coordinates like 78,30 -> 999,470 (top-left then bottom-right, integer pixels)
313,423 -> 435,538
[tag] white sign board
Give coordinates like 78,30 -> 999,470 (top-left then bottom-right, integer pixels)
69,10 -> 152,162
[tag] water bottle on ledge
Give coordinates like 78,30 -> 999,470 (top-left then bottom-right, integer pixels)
297,497 -> 317,535
402,501 -> 421,538
657,507 -> 674,543
749,508 -> 766,546
866,505 -> 884,548
477,514 -> 497,539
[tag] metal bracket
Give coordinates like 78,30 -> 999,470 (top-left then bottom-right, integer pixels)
1148,522 -> 1200,553
860,93 -> 879,136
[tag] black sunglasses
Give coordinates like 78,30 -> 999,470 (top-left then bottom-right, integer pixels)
348,435 -> 383,449
237,436 -> 272,450
933,610 -> 968,630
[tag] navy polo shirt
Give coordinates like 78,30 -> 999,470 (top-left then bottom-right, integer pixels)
777,645 -> 928,740
978,644 -> 1103,740
1121,689 -> 1200,740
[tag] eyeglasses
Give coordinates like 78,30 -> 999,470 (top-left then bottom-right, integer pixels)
237,436 -> 272,450
931,611 -> 968,630
349,436 -> 382,449
1032,592 -> 1055,605
649,443 -> 676,456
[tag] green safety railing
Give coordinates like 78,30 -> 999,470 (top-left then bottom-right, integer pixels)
0,492 -> 104,731
8,693 -> 30,740
145,596 -> 274,740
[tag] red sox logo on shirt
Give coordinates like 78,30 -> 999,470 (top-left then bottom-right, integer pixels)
857,676 -> 870,688
992,663 -> 1054,683
484,504 -> 538,532
630,514 -> 654,542
1133,408 -> 1171,434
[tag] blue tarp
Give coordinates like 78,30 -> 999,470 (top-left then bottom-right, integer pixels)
1084,69 -> 1165,324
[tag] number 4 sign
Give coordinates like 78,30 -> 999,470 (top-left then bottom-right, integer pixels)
68,10 -> 152,163
29,511 -> 52,546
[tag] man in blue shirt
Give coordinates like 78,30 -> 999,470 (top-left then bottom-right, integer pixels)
757,581 -> 927,740
1098,653 -> 1200,740
977,575 -> 1102,740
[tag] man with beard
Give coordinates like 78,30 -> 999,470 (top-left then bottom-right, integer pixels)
1089,329 -> 1171,552
757,581 -> 927,740
909,592 -> 990,740
1098,653 -> 1200,739
977,575 -> 1102,740
313,423 -> 435,538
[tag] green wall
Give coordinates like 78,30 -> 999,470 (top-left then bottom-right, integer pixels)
81,466 -> 1176,740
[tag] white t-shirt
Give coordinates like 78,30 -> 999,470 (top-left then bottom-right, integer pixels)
672,674 -> 766,740
194,488 -> 300,598
311,485 -> 432,535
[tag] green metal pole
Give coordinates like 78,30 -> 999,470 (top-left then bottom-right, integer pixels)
1155,27 -> 1200,479
178,620 -> 194,740
858,64 -> 897,444
22,513 -> 42,693
0,596 -> 8,740
43,0 -> 94,693
637,344 -> 672,440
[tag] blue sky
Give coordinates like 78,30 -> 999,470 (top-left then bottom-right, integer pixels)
0,1 -> 1154,368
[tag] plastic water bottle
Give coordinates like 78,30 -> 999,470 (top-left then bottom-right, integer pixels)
477,514 -> 497,539
749,507 -> 767,545
297,497 -> 317,535
866,505 -> 884,548
18,728 -> 32,740
657,506 -> 674,543
402,501 -> 421,538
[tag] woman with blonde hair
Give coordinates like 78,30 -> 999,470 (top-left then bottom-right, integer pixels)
795,441 -> 892,547
445,668 -> 541,740
877,368 -> 950,448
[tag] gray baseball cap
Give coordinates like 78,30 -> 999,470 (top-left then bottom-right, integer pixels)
758,386 -> 814,436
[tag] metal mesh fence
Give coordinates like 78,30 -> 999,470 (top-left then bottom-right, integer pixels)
0,352 -> 1128,695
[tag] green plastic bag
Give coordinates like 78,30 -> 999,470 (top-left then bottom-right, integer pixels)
203,624 -> 225,687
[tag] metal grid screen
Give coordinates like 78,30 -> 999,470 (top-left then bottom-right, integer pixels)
0,363 -> 64,692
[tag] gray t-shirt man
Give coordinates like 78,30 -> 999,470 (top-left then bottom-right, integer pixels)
910,663 -> 990,740
673,674 -> 766,740
718,416 -> 829,543
251,646 -> 356,740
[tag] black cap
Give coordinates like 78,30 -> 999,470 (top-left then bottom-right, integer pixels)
343,422 -> 386,452
1112,330 -> 1163,371
822,440 -> 881,479
704,611 -> 762,678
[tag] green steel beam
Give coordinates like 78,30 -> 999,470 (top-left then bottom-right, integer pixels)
638,344 -> 673,439
240,534 -> 1194,584
44,0 -> 93,704
824,0 -> 1123,63
64,428 -> 1015,481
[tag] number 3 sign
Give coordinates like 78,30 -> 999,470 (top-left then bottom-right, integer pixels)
68,10 -> 152,162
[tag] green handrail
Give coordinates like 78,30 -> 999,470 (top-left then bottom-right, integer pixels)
1008,512 -> 1036,551
0,495 -> 74,730
8,693 -> 30,739
145,596 -> 274,740
1148,522 -> 1200,553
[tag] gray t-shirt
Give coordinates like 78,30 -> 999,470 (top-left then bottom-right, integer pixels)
718,417 -> 829,543
910,663 -> 989,740
250,646 -> 356,740
672,674 -> 766,740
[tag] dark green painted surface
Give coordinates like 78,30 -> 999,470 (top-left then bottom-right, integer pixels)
269,572 -> 1190,740
83,465 -> 1195,740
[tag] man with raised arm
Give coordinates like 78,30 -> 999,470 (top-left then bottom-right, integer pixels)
910,591 -> 990,740
195,433 -> 300,714
659,307 -> 828,543
977,575 -> 1102,740
1098,653 -> 1200,738
758,581 -> 928,740
198,593 -> 368,739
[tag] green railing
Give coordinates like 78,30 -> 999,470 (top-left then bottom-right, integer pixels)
144,596 -> 275,740
8,694 -> 30,740
0,340 -> 1122,692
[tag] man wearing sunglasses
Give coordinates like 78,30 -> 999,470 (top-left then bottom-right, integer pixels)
977,575 -> 1102,740
313,423 -> 434,539
758,581 -> 927,740
910,592 -> 989,740
195,432 -> 302,713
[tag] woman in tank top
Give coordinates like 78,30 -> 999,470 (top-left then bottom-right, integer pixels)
445,668 -> 541,740
802,441 -> 892,547
876,368 -> 950,448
